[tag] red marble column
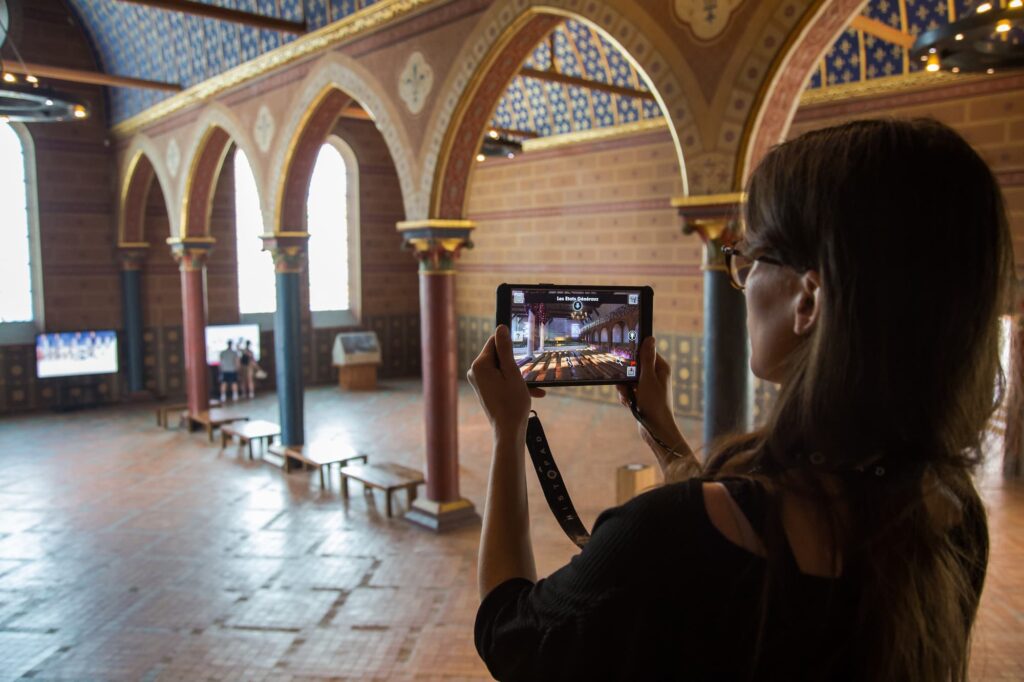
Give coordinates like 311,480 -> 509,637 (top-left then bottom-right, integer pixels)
169,237 -> 215,418
398,220 -> 480,531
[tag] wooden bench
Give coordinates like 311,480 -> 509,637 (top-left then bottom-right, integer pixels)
339,462 -> 424,518
184,409 -> 249,442
267,441 -> 369,489
156,399 -> 220,429
220,420 -> 281,459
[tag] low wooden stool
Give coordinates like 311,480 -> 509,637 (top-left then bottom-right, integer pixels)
221,420 -> 280,459
272,441 -> 369,489
338,462 -> 424,518
185,408 -> 249,442
156,403 -> 186,428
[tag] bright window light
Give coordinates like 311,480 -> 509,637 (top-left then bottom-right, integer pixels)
234,149 -> 276,314
0,123 -> 34,323
307,144 -> 349,312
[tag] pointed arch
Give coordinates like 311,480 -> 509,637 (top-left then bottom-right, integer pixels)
269,55 -> 417,228
118,135 -> 176,240
737,0 -> 863,183
423,0 -> 697,220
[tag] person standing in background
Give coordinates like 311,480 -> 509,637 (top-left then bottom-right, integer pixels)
219,339 -> 240,402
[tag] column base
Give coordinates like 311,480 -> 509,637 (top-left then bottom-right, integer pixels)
404,497 -> 480,532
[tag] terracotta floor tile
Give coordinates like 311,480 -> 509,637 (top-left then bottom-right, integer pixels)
0,381 -> 1017,680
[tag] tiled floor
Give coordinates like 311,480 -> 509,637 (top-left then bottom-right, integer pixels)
0,381 -> 1019,680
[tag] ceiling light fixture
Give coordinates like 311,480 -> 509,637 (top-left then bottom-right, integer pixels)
911,2 -> 1024,75
0,0 -> 89,123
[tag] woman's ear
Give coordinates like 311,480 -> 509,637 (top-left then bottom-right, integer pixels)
793,270 -> 822,336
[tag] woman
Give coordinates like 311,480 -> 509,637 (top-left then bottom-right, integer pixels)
468,119 -> 1008,681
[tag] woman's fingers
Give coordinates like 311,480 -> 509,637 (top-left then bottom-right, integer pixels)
493,325 -> 518,379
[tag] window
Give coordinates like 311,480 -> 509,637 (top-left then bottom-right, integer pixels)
307,141 -> 358,315
0,122 -> 34,324
234,149 -> 275,314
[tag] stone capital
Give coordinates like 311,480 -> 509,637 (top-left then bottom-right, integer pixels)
260,231 -> 310,273
167,236 -> 215,270
672,193 -> 745,271
116,242 -> 150,271
397,220 -> 475,273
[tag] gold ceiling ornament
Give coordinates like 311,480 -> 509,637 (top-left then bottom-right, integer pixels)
521,117 -> 668,153
111,0 -> 444,139
673,0 -> 744,41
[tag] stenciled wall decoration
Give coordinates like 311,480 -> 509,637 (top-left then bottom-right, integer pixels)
673,0 -> 744,41
399,51 -> 433,115
254,105 -> 275,154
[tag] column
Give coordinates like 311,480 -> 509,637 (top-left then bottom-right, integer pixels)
117,242 -> 149,395
673,194 -> 751,450
526,308 -> 536,357
260,232 -> 309,447
168,237 -> 215,418
397,220 -> 480,532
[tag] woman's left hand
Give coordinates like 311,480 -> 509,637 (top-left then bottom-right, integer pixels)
468,325 -> 545,440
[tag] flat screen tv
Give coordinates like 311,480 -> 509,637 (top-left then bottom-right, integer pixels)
36,330 -> 119,379
205,324 -> 260,366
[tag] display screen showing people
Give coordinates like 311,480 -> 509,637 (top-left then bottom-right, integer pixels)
205,324 -> 260,366
508,287 -> 643,384
36,330 -> 119,379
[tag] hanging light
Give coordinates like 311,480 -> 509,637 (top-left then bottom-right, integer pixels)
911,3 -> 1024,74
0,2 -> 89,123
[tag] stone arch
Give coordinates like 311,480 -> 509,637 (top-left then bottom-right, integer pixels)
179,104 -> 261,239
423,0 -> 699,220
612,323 -> 623,344
269,55 -> 417,228
600,328 -> 609,345
737,0 -> 864,184
119,135 -> 176,239
180,126 -> 234,239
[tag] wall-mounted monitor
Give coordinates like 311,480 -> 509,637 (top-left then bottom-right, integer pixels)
36,330 -> 119,379
205,324 -> 260,366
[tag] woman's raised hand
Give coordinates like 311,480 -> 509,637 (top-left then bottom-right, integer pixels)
617,337 -> 693,474
468,325 -> 545,441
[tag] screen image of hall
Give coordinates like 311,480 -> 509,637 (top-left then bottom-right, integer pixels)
510,290 -> 640,382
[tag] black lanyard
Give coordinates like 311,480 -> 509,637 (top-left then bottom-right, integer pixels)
525,410 -> 591,549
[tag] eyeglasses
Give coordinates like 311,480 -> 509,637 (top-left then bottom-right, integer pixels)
721,245 -> 786,291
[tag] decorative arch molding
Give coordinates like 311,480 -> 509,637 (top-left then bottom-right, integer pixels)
180,126 -> 233,239
422,0 -> 698,220
738,0 -> 864,184
268,55 -> 418,228
119,135 -> 177,239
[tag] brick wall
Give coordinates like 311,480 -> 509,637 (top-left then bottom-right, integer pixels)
790,79 -> 1024,275
457,129 -> 707,419
0,0 -> 120,412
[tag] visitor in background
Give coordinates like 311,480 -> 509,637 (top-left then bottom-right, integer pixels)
240,340 -> 261,399
469,119 -> 1004,681
219,339 -> 240,402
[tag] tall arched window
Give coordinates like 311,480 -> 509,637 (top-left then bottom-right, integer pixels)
234,149 -> 275,314
0,122 -> 37,326
307,139 -> 360,321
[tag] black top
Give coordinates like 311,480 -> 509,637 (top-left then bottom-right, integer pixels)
475,478 -> 863,682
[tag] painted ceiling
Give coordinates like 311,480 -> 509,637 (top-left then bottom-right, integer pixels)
64,0 -> 987,130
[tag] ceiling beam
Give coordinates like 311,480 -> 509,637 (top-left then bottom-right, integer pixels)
520,67 -> 657,101
850,15 -> 916,49
116,0 -> 306,34
2,60 -> 183,92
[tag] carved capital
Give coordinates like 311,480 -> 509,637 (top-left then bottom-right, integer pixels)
167,236 -> 215,271
397,220 -> 475,273
260,231 -> 310,273
672,193 -> 745,271
116,242 -> 150,271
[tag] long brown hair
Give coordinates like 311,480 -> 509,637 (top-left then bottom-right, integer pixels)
706,119 -> 1010,680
